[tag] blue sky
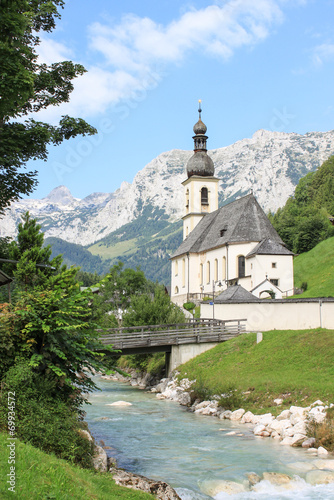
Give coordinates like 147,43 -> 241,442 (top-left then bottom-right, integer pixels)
27,0 -> 334,200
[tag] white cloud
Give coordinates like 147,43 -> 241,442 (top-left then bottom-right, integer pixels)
312,43 -> 334,67
33,0 -> 285,121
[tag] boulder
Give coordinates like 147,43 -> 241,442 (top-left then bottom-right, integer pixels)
291,420 -> 307,435
302,437 -> 316,448
267,418 -> 292,435
313,459 -> 334,470
247,472 -> 261,486
107,401 -> 132,406
318,446 -> 329,456
291,434 -> 308,447
200,479 -> 247,496
109,466 -> 181,500
78,429 -> 93,441
306,469 -> 334,485
219,410 -> 232,420
253,424 -> 266,436
277,409 -> 291,421
93,445 -> 108,472
258,413 -> 274,426
178,392 -> 191,406
241,411 -> 254,423
262,472 -> 292,486
230,409 -> 245,421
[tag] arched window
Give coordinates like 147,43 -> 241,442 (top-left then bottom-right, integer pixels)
200,263 -> 203,285
206,261 -> 210,284
175,260 -> 178,276
214,259 -> 218,282
222,256 -> 226,280
185,188 -> 189,211
201,187 -> 208,205
238,255 -> 245,278
175,286 -> 179,294
182,258 -> 186,287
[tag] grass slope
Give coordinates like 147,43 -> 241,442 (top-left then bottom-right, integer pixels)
293,236 -> 334,297
0,433 -> 154,500
178,329 -> 334,414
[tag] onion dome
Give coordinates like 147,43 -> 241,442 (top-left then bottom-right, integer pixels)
186,100 -> 214,178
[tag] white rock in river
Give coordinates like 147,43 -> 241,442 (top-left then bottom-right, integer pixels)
200,479 -> 247,496
306,469 -> 334,485
230,408 -> 245,421
107,401 -> 133,406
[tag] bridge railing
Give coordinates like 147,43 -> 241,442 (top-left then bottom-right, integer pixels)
98,318 -> 246,349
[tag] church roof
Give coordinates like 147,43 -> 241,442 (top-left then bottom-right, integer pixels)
172,193 -> 285,258
246,238 -> 294,257
214,285 -> 259,303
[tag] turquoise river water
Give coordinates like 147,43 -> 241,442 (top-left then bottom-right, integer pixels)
84,377 -> 334,500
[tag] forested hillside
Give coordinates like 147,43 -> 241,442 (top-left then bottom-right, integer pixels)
269,155 -> 334,253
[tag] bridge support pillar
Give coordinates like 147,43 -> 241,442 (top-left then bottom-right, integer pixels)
167,343 -> 218,376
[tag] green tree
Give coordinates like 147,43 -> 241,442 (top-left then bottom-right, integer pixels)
0,0 -> 96,213
7,211 -> 62,289
270,155 -> 334,253
0,267 -> 107,396
92,262 -> 150,327
123,285 -> 185,327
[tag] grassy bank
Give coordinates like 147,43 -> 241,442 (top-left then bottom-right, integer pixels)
294,236 -> 334,297
0,432 -> 154,500
177,329 -> 334,414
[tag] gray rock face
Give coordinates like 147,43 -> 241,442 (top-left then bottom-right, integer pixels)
109,466 -> 181,500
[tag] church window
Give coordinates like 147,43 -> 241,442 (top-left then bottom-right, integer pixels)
175,260 -> 178,276
272,262 -> 277,268
214,259 -> 218,281
222,256 -> 226,280
201,187 -> 209,205
182,259 -> 186,287
200,263 -> 203,285
238,256 -> 245,278
270,279 -> 279,287
186,189 -> 189,210
207,261 -> 211,284
175,286 -> 179,294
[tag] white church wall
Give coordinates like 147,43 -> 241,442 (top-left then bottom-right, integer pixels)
249,254 -> 294,296
201,299 -> 334,331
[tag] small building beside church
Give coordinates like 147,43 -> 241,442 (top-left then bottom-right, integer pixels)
170,104 -> 294,307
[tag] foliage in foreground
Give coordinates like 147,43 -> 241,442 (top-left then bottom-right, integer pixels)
0,362 -> 94,468
0,432 -> 154,500
0,0 -> 96,213
178,329 -> 334,414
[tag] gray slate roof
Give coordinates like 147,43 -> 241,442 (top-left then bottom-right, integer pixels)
246,238 -> 294,257
172,194 -> 285,258
214,285 -> 259,303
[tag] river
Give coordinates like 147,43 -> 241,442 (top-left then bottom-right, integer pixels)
84,377 -> 334,499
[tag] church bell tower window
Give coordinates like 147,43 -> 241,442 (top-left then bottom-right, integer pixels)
201,187 -> 208,205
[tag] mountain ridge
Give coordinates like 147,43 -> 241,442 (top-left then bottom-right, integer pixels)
1,129 -> 334,277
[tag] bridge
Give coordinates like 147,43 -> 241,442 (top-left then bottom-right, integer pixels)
99,318 -> 246,375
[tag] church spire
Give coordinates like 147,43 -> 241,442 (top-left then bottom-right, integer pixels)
186,100 -> 214,177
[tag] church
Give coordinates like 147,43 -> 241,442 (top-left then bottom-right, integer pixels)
170,104 -> 294,307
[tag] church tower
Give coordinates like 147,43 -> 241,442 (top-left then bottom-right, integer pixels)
182,101 -> 219,240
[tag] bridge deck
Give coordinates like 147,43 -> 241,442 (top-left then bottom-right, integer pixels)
99,319 -> 246,351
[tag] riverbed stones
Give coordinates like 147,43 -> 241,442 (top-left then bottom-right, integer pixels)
247,472 -> 261,486
312,459 -> 334,470
318,446 -> 329,456
150,374 -> 332,455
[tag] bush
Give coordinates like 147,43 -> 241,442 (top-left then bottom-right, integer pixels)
217,386 -> 244,411
0,362 -> 95,468
301,281 -> 308,291
307,407 -> 334,452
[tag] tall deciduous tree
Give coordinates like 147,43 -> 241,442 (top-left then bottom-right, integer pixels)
0,0 -> 96,214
